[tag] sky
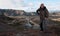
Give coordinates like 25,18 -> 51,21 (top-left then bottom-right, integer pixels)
0,0 -> 60,12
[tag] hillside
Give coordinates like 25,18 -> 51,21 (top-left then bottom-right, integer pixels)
0,10 -> 60,36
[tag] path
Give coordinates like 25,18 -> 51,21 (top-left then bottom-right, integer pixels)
0,16 -> 59,36
16,20 -> 58,36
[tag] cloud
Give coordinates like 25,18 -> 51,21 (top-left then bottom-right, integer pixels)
0,0 -> 24,9
0,0 -> 60,12
12,0 -> 24,6
28,3 -> 33,7
45,2 -> 60,11
0,0 -> 15,9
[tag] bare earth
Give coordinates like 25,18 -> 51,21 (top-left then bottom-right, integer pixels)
0,16 -> 60,36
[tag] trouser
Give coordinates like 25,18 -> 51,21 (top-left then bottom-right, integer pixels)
40,19 -> 48,31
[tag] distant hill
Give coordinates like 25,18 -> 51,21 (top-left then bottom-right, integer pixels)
0,9 -> 60,16
25,12 -> 38,16
0,9 -> 26,16
50,11 -> 60,16
0,9 -> 38,16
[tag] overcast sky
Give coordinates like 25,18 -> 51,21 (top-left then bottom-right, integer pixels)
0,0 -> 60,12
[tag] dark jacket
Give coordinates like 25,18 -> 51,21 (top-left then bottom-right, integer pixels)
36,7 -> 49,19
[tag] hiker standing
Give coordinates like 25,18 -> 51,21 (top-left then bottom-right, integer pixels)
36,3 -> 49,31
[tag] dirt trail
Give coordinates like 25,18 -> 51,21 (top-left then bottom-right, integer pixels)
16,20 -> 58,36
0,16 -> 59,36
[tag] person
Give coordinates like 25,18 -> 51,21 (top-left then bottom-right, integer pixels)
36,3 -> 49,31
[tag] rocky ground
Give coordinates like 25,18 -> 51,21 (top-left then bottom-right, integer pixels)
0,15 -> 60,36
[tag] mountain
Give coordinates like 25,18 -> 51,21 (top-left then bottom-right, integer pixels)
0,9 -> 26,16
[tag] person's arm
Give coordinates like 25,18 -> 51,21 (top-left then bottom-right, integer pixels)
36,8 -> 40,15
45,9 -> 49,18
